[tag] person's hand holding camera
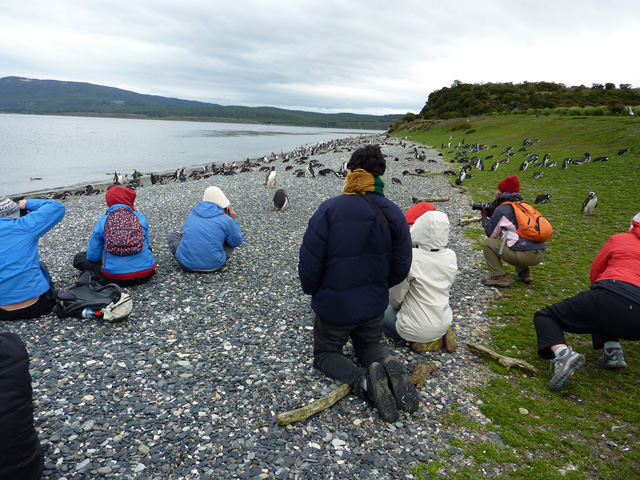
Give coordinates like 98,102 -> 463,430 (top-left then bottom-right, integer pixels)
225,207 -> 237,219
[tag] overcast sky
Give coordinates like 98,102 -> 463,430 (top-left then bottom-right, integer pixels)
1,1 -> 638,115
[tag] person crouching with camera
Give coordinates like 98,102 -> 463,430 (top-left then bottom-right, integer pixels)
479,175 -> 545,287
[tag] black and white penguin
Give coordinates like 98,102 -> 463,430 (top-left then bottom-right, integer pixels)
273,189 -> 289,211
266,166 -> 277,188
535,194 -> 552,204
84,184 -> 95,195
519,160 -> 529,171
391,177 -> 402,185
581,192 -> 598,215
562,158 -> 572,169
306,163 -> 315,178
113,172 -> 123,185
532,171 -> 543,179
618,148 -> 629,155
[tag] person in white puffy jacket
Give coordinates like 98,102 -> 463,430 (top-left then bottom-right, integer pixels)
382,210 -> 458,353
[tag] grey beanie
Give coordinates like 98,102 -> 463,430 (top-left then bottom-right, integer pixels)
0,196 -> 20,219
631,212 -> 640,231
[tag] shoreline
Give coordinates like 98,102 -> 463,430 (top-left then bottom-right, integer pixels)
2,135 -> 502,479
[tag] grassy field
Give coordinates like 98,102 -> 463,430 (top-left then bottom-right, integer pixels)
393,114 -> 640,479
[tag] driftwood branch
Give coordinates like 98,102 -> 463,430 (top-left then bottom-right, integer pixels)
277,359 -> 439,425
466,342 -> 538,374
459,216 -> 482,225
276,383 -> 351,425
412,196 -> 450,203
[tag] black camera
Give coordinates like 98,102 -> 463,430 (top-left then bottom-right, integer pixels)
472,202 -> 492,211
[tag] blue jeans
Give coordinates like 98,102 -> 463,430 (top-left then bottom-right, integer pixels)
382,305 -> 402,340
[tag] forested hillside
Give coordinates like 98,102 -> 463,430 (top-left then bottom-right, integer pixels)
418,80 -> 639,119
0,77 -> 400,130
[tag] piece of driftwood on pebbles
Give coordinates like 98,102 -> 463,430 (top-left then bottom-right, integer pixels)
459,216 -> 482,225
276,360 -> 438,425
412,196 -> 450,203
466,342 -> 538,374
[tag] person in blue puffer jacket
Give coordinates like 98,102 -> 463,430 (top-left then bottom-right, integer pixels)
73,186 -> 156,286
0,196 -> 65,321
167,186 -> 242,272
299,145 -> 416,423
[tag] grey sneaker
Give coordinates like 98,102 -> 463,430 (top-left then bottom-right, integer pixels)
548,347 -> 585,391
597,348 -> 627,369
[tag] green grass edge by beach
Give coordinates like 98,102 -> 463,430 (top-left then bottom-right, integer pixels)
392,114 -> 640,479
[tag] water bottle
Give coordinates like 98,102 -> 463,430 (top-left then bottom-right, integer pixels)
81,308 -> 103,319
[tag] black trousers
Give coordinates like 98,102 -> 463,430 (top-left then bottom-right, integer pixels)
73,252 -> 153,287
313,314 -> 390,399
534,288 -> 640,359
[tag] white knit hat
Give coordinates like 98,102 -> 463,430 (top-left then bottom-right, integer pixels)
0,196 -> 20,219
631,212 -> 640,231
202,186 -> 230,208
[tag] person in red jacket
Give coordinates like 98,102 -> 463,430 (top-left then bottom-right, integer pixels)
534,212 -> 640,391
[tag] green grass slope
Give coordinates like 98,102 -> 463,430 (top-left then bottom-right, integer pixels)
394,115 -> 640,479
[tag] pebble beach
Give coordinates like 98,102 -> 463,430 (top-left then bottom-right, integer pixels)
2,134 -> 507,479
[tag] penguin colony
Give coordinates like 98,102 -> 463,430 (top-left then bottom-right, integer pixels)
444,136 -> 631,213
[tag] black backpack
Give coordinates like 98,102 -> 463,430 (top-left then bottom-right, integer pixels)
56,275 -> 132,322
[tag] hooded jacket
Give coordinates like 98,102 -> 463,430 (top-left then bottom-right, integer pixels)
299,192 -> 412,326
590,219 -> 640,304
0,199 -> 65,305
481,192 -> 546,251
389,211 -> 458,342
86,187 -> 156,280
175,201 -> 243,271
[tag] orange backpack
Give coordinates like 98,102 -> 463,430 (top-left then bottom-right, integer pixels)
504,201 -> 553,243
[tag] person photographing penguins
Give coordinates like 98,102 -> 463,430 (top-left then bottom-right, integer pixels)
0,196 -> 65,321
534,212 -> 640,391
480,175 -> 546,287
167,186 -> 242,272
298,144 -> 418,423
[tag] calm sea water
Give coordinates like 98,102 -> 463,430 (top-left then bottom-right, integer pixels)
0,114 -> 382,196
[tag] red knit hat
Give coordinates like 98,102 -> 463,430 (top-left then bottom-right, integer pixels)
105,186 -> 137,210
405,201 -> 436,227
497,175 -> 520,193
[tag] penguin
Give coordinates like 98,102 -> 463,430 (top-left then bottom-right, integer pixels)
581,192 -> 598,215
178,168 -> 187,182
306,162 -> 315,178
455,169 -> 466,185
273,189 -> 289,211
414,168 -> 426,174
561,158 -> 572,169
391,177 -> 402,185
113,172 -> 123,185
535,194 -> 552,204
618,148 -> 629,155
266,167 -> 277,188
532,171 -> 543,179
593,156 -> 609,162
519,161 -> 529,171
84,184 -> 95,195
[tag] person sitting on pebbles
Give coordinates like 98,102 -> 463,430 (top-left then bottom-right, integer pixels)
299,144 -> 417,423
480,175 -> 546,287
0,196 -> 65,321
383,210 -> 458,353
73,186 -> 156,286
167,186 -> 242,272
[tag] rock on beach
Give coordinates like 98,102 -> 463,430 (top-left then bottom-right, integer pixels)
3,134 -> 504,479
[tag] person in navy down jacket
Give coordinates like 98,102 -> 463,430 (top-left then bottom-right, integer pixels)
298,145 -> 418,423
0,332 -> 44,480
534,212 -> 640,392
73,186 -> 156,286
167,186 -> 242,272
0,196 -> 65,321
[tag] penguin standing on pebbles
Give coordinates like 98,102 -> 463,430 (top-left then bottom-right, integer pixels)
273,189 -> 289,211
581,192 -> 598,215
266,166 -> 277,189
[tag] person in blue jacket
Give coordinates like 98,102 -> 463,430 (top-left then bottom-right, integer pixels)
167,186 -> 242,272
73,186 -> 156,286
298,144 -> 417,423
0,196 -> 65,321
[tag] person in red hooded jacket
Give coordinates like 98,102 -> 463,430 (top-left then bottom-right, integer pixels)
534,212 -> 640,391
73,186 -> 156,286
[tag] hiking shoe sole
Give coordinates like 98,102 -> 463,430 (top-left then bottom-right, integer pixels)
382,356 -> 419,413
368,362 -> 399,422
548,352 -> 585,391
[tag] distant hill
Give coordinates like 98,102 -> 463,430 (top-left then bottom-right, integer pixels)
0,76 -> 400,130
